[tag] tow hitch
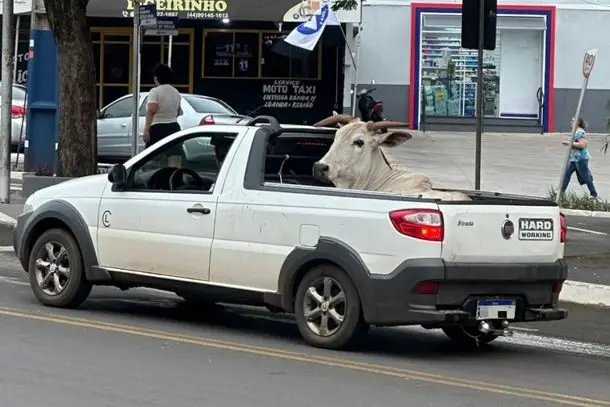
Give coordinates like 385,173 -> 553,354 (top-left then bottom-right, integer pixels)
479,320 -> 514,337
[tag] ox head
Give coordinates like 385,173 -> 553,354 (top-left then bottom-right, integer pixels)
312,112 -> 412,187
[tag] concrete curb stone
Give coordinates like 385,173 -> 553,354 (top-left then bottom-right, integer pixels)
560,208 -> 610,218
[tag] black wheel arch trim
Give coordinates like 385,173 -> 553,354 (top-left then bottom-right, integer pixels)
18,199 -> 104,281
278,236 -> 373,314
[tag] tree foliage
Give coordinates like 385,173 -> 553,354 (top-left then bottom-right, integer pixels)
44,0 -> 98,177
331,0 -> 361,11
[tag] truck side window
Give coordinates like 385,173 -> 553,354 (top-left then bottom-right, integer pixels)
126,132 -> 237,192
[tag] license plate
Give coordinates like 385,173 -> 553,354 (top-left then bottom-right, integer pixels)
476,299 -> 516,320
518,218 -> 554,241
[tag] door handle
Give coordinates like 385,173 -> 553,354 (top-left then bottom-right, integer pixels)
120,123 -> 127,127
187,207 -> 211,215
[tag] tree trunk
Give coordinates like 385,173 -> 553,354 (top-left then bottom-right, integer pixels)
44,0 -> 97,177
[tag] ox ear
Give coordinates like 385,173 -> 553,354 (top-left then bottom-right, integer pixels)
374,131 -> 413,148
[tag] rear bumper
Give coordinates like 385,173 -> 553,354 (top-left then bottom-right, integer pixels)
360,258 -> 568,326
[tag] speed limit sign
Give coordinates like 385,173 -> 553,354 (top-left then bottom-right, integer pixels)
583,48 -> 599,78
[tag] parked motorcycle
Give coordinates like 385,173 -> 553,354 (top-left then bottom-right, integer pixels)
357,80 -> 385,125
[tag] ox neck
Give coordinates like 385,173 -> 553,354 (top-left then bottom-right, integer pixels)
350,149 -> 400,191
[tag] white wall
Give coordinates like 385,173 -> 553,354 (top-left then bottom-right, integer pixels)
357,4 -> 411,85
554,8 -> 610,90
357,0 -> 610,90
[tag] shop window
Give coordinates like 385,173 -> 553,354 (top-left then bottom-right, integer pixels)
261,32 -> 320,79
420,24 -> 500,118
234,32 -> 259,78
103,42 -> 130,84
141,43 -> 163,84
202,30 -> 320,79
203,31 -> 234,78
163,44 -> 190,86
93,43 -> 101,83
261,32 -> 290,78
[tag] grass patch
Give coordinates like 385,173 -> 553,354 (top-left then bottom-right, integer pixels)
548,187 -> 610,212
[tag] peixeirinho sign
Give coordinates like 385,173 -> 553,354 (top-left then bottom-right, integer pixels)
91,0 -> 361,22
123,0 -> 229,19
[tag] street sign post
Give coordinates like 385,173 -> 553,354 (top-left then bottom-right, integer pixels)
556,48 -> 598,203
130,3 -> 158,157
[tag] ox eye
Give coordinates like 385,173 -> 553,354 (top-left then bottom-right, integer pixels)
353,139 -> 364,147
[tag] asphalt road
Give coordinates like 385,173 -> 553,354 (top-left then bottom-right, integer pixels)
1,253 -> 610,407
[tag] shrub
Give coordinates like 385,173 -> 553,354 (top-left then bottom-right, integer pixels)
548,187 -> 610,212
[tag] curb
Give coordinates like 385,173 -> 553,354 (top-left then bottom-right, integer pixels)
560,280 -> 610,307
560,208 -> 610,218
0,214 -> 16,226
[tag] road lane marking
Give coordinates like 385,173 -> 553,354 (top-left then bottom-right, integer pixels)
0,308 -> 608,407
0,276 -> 28,286
567,226 -> 608,236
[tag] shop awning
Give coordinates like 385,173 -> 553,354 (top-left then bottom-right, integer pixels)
423,13 -> 547,31
86,0 -> 361,23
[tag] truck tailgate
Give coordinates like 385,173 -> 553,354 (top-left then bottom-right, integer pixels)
438,204 -> 564,263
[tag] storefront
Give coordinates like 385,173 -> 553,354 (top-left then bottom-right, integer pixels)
409,3 -> 555,132
81,0 -> 360,124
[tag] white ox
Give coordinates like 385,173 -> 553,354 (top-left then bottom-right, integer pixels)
312,113 -> 470,201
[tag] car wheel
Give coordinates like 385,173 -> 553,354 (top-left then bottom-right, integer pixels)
294,264 -> 364,350
28,228 -> 92,308
442,325 -> 499,346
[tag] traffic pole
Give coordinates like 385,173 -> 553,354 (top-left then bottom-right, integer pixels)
131,1 -> 141,157
0,0 -> 15,202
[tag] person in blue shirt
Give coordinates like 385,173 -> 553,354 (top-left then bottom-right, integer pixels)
560,117 -> 598,197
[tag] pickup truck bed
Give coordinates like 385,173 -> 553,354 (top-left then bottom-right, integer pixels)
12,116 -> 568,350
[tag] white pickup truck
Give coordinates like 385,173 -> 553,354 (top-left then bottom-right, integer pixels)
13,116 -> 568,350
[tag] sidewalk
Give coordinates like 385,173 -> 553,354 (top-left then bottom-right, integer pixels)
386,131 -> 610,201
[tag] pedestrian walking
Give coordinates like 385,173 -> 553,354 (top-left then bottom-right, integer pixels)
143,63 -> 182,149
560,117 -> 598,197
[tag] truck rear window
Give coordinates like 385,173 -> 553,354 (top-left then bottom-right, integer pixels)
263,132 -> 334,186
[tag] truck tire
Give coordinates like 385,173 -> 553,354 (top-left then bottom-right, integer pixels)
294,264 -> 364,349
28,228 -> 92,308
442,325 -> 499,346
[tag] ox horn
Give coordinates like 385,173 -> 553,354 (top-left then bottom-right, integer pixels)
314,114 -> 357,127
366,120 -> 410,132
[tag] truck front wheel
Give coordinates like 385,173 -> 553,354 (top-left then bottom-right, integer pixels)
28,228 -> 92,308
294,264 -> 365,349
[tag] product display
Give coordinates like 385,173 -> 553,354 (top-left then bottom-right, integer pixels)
420,26 -> 501,118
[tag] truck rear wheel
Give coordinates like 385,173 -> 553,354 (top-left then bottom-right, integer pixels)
294,264 -> 364,349
442,325 -> 499,346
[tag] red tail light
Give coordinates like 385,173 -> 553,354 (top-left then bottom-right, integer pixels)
413,281 -> 439,295
11,105 -> 25,118
552,280 -> 564,294
559,213 -> 567,243
389,209 -> 444,241
200,115 -> 215,125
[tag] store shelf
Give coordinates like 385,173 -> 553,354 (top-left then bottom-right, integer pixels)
420,30 -> 501,118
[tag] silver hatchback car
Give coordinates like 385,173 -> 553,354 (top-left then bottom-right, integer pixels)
97,92 -> 249,162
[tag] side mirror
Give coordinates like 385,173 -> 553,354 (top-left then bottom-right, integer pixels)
108,164 -> 127,186
97,109 -> 103,119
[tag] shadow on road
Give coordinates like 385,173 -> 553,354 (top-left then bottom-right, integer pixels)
63,291 -> 537,360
